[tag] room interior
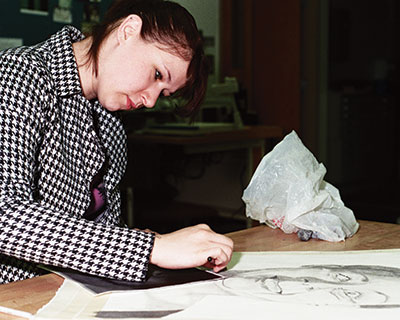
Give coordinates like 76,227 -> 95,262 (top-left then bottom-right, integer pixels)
1,0 -> 399,233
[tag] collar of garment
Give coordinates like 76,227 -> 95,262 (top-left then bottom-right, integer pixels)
46,25 -> 85,98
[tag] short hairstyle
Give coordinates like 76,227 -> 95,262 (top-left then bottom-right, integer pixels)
87,0 -> 209,118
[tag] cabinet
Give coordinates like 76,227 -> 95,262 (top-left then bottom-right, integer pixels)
327,93 -> 397,186
327,92 -> 399,222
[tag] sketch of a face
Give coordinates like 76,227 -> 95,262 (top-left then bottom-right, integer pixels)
222,265 -> 400,308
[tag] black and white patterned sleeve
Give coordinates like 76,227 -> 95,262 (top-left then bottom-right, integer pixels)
0,51 -> 155,282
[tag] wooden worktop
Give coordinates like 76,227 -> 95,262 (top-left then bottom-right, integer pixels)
1,219 -> 400,319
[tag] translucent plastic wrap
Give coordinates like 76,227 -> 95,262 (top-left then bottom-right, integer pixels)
242,131 -> 359,242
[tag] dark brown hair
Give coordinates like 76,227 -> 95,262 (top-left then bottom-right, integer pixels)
87,0 -> 208,118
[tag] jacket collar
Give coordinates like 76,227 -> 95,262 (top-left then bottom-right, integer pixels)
46,26 -> 85,97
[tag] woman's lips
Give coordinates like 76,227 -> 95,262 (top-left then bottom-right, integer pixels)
127,97 -> 137,110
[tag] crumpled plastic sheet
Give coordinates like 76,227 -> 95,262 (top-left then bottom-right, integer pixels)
242,131 -> 359,242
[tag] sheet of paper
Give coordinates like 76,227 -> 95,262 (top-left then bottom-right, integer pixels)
35,250 -> 400,319
35,279 -> 107,319
167,295 -> 400,320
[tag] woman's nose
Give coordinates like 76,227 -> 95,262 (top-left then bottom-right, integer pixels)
143,87 -> 162,108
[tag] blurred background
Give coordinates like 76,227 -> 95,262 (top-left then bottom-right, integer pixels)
1,0 -> 399,232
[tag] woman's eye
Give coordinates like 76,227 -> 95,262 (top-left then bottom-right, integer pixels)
155,69 -> 162,80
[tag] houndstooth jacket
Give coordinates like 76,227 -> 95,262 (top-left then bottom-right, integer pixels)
0,26 -> 154,284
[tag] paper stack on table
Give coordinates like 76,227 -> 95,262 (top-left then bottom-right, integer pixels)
35,250 -> 400,319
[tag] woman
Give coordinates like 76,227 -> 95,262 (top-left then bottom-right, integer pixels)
0,0 -> 233,284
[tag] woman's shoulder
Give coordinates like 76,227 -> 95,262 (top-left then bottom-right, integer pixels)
0,45 -> 57,126
0,44 -> 52,84
0,26 -> 82,83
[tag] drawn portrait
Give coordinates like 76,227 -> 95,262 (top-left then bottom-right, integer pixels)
221,264 -> 400,308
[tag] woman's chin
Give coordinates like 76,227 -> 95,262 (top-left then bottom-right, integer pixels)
101,102 -> 124,112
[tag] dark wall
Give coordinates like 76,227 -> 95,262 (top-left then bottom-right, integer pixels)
327,0 -> 400,223
0,0 -> 111,46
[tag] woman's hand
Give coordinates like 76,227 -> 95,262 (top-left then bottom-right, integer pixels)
149,224 -> 234,272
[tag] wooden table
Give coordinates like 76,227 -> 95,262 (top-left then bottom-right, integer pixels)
1,219 -> 400,319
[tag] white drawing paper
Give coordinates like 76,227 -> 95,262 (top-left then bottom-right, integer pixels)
35,250 -> 400,319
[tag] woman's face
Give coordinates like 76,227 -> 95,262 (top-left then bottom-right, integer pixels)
94,16 -> 190,112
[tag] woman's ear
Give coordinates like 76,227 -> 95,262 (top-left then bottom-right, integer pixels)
117,14 -> 142,44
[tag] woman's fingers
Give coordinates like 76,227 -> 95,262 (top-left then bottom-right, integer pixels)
205,240 -> 233,263
203,246 -> 231,272
195,225 -> 234,270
